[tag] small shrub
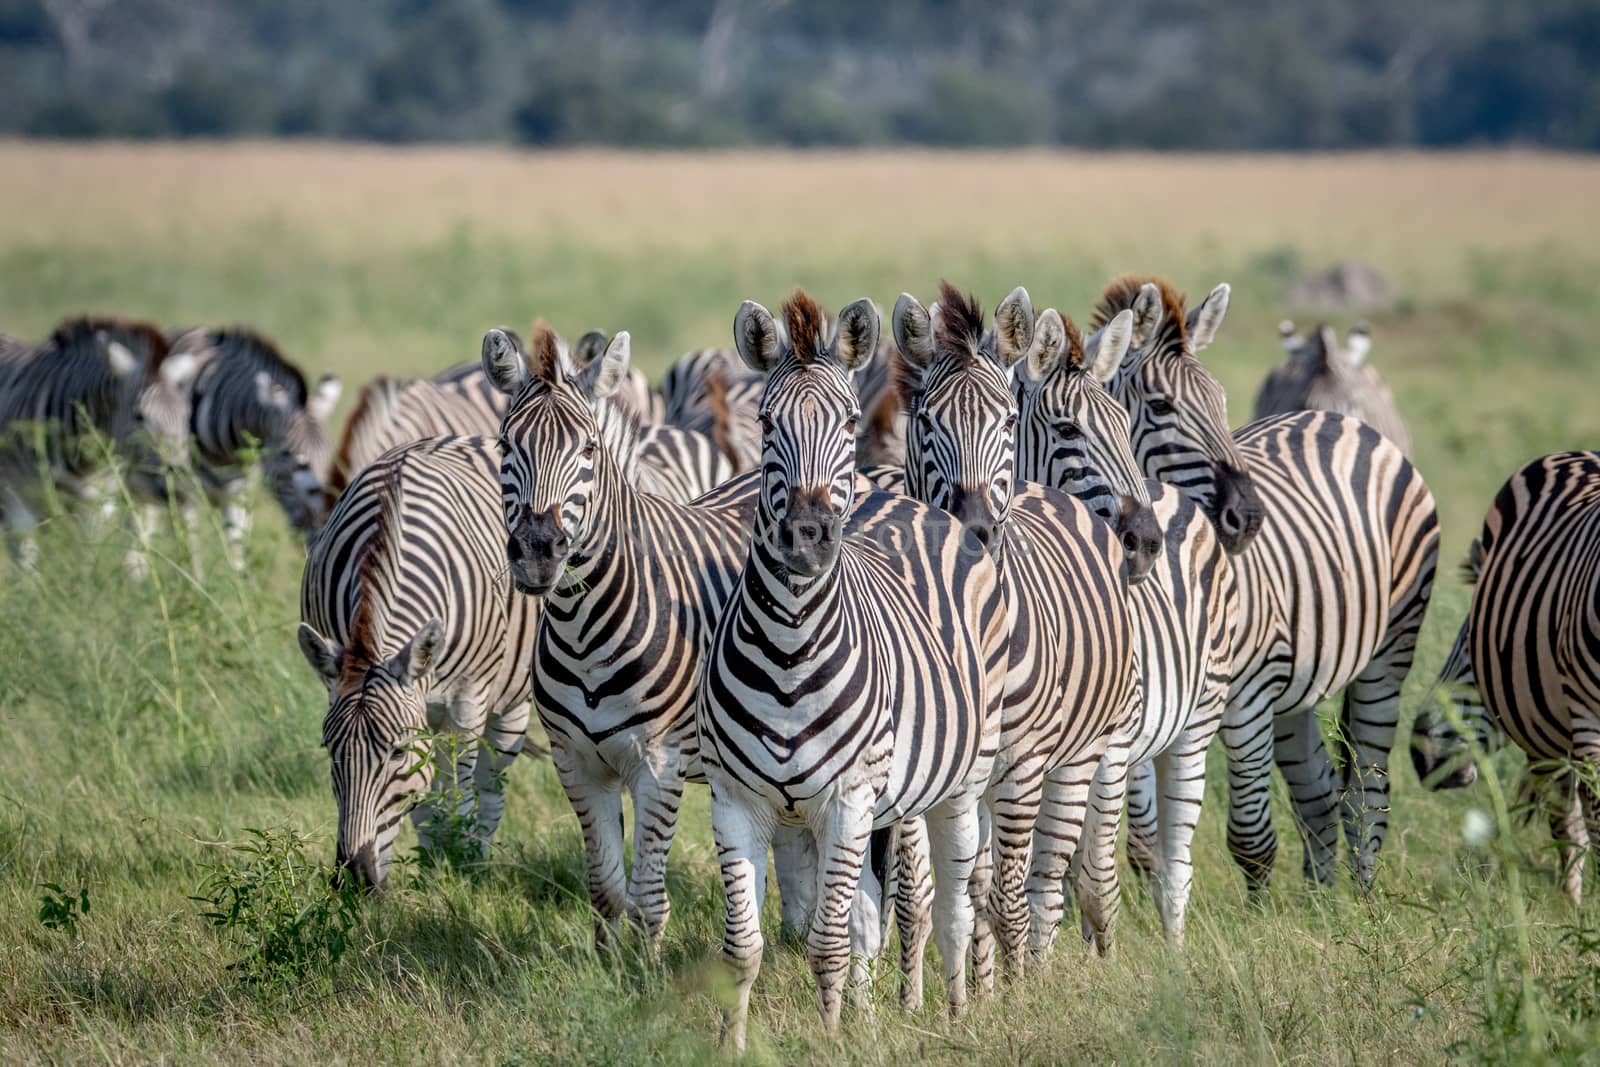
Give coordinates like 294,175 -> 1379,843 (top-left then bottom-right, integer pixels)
190,827 -> 362,987
38,883 -> 90,935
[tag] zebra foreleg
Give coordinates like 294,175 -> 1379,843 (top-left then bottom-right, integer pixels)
709,778 -> 776,1053
892,817 -> 932,1010
1274,709 -> 1342,886
1152,731 -> 1212,948
924,790 -> 982,1016
986,759 -> 1046,979
1545,769 -> 1588,906
806,785 -> 876,1033
1219,697 -> 1278,891
551,742 -> 628,946
623,760 -> 687,952
473,701 -> 531,852
968,799 -> 996,995
1023,752 -> 1096,959
1075,734 -> 1131,957
772,822 -> 818,943
1125,761 -> 1160,882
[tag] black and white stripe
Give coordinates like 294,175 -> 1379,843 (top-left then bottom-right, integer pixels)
1412,453 -> 1600,902
659,346 -> 764,471
297,434 -> 538,889
701,292 -> 1006,1048
1096,277 -> 1439,889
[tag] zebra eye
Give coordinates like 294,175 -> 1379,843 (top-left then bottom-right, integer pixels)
1147,398 -> 1176,417
844,415 -> 859,436
1002,413 -> 1018,432
1053,418 -> 1080,439
758,413 -> 775,433
581,437 -> 597,458
494,435 -> 511,456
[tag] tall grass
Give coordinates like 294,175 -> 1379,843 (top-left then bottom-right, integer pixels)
2,146 -> 1599,1063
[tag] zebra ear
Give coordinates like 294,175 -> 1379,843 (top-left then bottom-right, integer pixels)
393,618 -> 444,684
308,373 -> 341,423
1130,283 -> 1165,351
1186,283 -> 1230,351
297,622 -> 341,681
1346,323 -> 1372,366
158,351 -> 200,391
892,293 -> 935,371
831,298 -> 879,372
1024,308 -> 1068,380
255,370 -> 293,411
572,329 -> 608,370
482,328 -> 530,396
734,300 -> 781,373
576,331 -> 630,400
992,286 -> 1034,369
1084,308 -> 1134,383
102,335 -> 139,379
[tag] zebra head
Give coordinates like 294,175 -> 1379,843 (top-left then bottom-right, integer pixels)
733,291 -> 875,580
1094,277 -> 1264,554
1014,305 -> 1163,584
891,282 -> 1031,561
135,347 -> 200,494
297,616 -> 443,891
484,321 -> 636,596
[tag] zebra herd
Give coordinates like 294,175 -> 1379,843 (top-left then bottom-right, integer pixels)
3,277 -> 1596,1046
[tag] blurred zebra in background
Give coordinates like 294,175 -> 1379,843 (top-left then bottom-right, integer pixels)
297,434 -> 539,890
659,346 -> 763,470
1016,302 -> 1240,949
168,327 -> 340,566
0,316 -> 198,571
1095,276 -> 1438,890
702,292 -> 1006,1047
1410,452 -> 1600,902
1255,320 -> 1411,454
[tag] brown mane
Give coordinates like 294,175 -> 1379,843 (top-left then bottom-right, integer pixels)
342,460 -> 405,677
935,280 -> 984,364
329,375 -> 400,494
1092,275 -> 1190,357
703,367 -> 740,468
49,315 -> 171,375
529,319 -> 562,384
783,289 -> 827,366
889,345 -> 922,412
1060,315 -> 1089,370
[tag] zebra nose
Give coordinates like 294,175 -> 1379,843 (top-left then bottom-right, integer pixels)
1116,499 -> 1162,584
334,841 -> 383,892
1214,465 -> 1264,553
947,488 -> 998,556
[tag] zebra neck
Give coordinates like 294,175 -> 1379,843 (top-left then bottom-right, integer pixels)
540,469 -> 642,612
744,523 -> 846,637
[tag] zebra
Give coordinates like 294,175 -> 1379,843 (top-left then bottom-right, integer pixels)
338,337 -> 731,505
297,434 -> 539,889
1014,302 -> 1240,949
1094,276 -> 1439,889
1411,452 -> 1600,902
168,328 -> 341,565
484,320 -> 830,952
700,290 -> 1008,1049
867,283 -> 1147,977
852,330 -> 907,467
659,346 -> 764,470
1256,320 -> 1411,454
0,316 -> 198,570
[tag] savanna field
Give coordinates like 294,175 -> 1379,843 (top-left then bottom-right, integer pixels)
3,143 -> 1600,1065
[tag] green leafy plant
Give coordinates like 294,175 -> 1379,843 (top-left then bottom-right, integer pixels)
190,826 -> 362,986
37,882 -> 90,935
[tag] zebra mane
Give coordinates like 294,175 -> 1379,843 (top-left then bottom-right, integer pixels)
1057,315 -> 1089,371
783,290 -> 828,366
703,367 -> 741,469
344,459 -> 406,675
204,327 -> 309,407
529,320 -> 563,385
330,375 -> 404,494
1093,275 -> 1189,358
935,281 -> 985,367
889,345 -> 922,413
48,315 -> 171,376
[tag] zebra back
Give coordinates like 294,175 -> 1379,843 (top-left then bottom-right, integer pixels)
332,375 -> 505,493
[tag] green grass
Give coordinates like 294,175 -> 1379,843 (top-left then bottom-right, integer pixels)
3,147 -> 1600,1064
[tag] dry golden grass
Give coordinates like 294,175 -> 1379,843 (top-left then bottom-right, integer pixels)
3,142 -> 1597,274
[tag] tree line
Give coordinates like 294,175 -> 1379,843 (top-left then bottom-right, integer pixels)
1,0 -> 1596,149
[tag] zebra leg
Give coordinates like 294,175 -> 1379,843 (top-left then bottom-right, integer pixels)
924,791 -> 981,1016
988,759 -> 1046,979
1125,760 -> 1159,882
550,740 -> 628,944
968,799 -> 996,995
623,759 -> 687,952
1024,751 -> 1096,959
472,701 -> 530,853
1273,708 -> 1342,886
1546,770 -> 1587,906
1076,734 -> 1131,956
219,479 -> 252,571
1219,696 -> 1278,891
892,816 -> 932,1010
1152,731 -> 1212,948
709,778 -> 775,1053
849,826 -> 887,1011
772,823 -> 818,942
2,487 -> 41,573
806,785 -> 875,1033
123,502 -> 160,581
1338,638 -> 1425,889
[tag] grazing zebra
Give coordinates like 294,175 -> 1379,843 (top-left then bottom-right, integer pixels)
169,328 -> 340,563
297,434 -> 538,889
1095,276 -> 1439,888
701,291 -> 1007,1048
869,283 -> 1145,976
338,338 -> 730,505
1256,320 -> 1411,454
0,316 -> 198,568
1412,453 -> 1600,902
485,320 -> 817,951
659,346 -> 764,470
1015,303 -> 1240,949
